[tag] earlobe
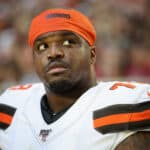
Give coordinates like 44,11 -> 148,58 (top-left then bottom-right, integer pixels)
90,45 -> 96,64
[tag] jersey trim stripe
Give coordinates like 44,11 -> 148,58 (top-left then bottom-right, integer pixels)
0,104 -> 16,130
0,104 -> 16,115
0,122 -> 10,130
0,113 -> 13,124
94,109 -> 150,128
93,101 -> 150,134
94,101 -> 150,119
95,120 -> 150,134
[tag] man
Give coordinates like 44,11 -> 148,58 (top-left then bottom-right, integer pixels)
0,8 -> 150,150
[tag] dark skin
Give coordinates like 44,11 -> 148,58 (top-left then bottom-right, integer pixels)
33,30 -> 150,149
33,30 -> 97,112
115,131 -> 150,150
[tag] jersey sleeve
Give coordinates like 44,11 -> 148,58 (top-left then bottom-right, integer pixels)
132,83 -> 150,131
93,82 -> 150,134
0,84 -> 35,131
0,83 -> 44,149
111,83 -> 150,150
92,82 -> 150,149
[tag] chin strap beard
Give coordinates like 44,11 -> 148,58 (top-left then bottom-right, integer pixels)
46,80 -> 75,94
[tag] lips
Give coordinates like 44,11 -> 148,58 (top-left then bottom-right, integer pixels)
48,66 -> 67,74
45,62 -> 69,74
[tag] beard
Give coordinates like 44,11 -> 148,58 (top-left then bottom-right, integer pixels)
46,79 -> 75,94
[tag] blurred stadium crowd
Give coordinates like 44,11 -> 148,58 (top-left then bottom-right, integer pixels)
0,0 -> 150,93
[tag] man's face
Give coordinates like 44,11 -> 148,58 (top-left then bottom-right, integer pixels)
32,31 -> 96,93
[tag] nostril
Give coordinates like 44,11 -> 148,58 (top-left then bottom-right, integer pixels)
47,52 -> 64,60
47,54 -> 51,60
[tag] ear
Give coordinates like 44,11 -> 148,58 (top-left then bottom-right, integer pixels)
90,45 -> 96,64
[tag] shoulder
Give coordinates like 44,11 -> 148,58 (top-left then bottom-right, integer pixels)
96,80 -> 150,91
93,81 -> 150,134
0,83 -> 45,130
0,82 -> 45,106
95,81 -> 150,103
92,81 -> 150,149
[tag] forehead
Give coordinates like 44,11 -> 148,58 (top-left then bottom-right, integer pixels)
34,30 -> 83,43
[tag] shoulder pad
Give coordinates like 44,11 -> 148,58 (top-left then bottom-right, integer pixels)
0,83 -> 45,130
93,81 -> 150,134
0,83 -> 44,107
100,81 -> 150,97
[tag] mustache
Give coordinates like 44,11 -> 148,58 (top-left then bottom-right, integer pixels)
45,59 -> 70,72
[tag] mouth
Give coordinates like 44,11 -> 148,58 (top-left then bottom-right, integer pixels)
46,62 -> 69,75
48,66 -> 68,74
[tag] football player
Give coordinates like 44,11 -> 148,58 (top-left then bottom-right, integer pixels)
0,8 -> 150,150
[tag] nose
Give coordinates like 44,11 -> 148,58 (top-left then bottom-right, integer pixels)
47,43 -> 64,60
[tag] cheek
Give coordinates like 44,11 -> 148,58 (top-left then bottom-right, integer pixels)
78,48 -> 91,65
69,49 -> 91,71
33,55 -> 45,76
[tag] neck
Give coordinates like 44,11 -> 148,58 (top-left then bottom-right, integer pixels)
45,77 -> 97,113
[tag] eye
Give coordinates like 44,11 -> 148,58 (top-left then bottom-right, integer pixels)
63,40 -> 70,46
62,39 -> 77,47
37,43 -> 48,51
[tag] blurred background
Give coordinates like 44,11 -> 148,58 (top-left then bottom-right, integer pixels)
0,0 -> 150,93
